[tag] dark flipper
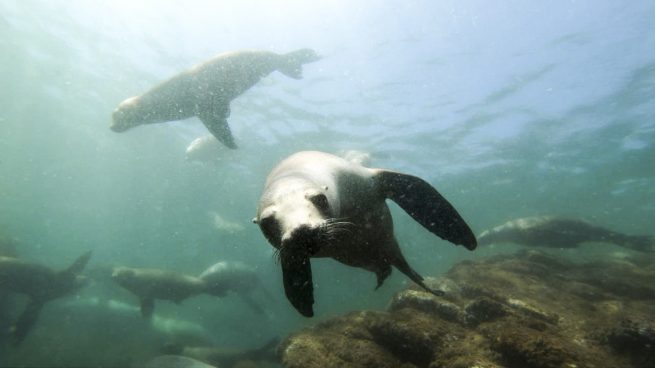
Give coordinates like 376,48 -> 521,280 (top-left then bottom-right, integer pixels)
11,300 -> 44,346
391,248 -> 445,297
374,265 -> 392,290
280,249 -> 314,317
140,298 -> 155,319
63,250 -> 92,276
377,170 -> 477,250
199,110 -> 237,149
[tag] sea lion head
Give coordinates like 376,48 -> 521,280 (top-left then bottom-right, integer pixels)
279,49 -> 321,79
111,266 -> 137,287
256,183 -> 347,259
111,97 -> 143,132
477,229 -> 499,246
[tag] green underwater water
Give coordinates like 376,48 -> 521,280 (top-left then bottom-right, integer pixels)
0,0 -> 654,366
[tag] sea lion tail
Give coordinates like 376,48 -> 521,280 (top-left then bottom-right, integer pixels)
278,48 -> 320,79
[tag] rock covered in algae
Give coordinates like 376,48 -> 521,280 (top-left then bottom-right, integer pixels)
279,250 -> 655,368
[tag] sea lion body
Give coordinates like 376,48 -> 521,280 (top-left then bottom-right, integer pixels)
199,261 -> 259,296
111,49 -> 320,149
0,251 -> 91,345
145,355 -> 217,368
198,261 -> 270,314
256,151 -> 477,316
478,216 -> 654,252
162,337 -> 280,368
112,267 -> 207,318
185,135 -> 225,163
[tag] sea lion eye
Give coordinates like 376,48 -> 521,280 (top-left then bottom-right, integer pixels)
308,193 -> 329,212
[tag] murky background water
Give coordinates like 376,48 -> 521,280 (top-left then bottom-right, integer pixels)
1,0 -> 653,366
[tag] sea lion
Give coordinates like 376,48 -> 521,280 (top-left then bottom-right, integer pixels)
477,215 -> 655,252
162,337 -> 280,368
0,251 -> 91,345
111,267 -> 207,319
185,135 -> 226,163
255,151 -> 477,317
198,261 -> 270,314
111,48 -> 320,149
338,149 -> 372,166
145,355 -> 217,368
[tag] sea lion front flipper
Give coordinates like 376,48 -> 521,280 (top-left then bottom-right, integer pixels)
374,265 -> 392,290
377,170 -> 477,250
199,110 -> 237,149
140,298 -> 155,319
280,250 -> 314,317
11,300 -> 44,346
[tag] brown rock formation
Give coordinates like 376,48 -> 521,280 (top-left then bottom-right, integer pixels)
279,250 -> 655,368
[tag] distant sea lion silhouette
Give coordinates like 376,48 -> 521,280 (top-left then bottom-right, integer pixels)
111,267 -> 207,319
111,49 -> 320,149
185,135 -> 225,163
199,261 -> 270,314
255,151 -> 477,317
145,355 -> 216,368
477,216 -> 654,252
162,337 -> 280,368
0,251 -> 91,345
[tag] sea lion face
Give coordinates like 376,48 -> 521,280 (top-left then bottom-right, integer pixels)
257,187 -> 333,257
111,267 -> 137,287
111,97 -> 142,132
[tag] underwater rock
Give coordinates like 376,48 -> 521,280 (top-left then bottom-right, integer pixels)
485,322 -> 576,368
280,250 -> 655,368
463,297 -> 508,326
605,318 -> 655,367
388,289 -> 462,322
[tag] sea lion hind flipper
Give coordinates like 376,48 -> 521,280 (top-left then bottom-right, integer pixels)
391,252 -> 445,297
11,300 -> 44,346
63,250 -> 92,276
377,170 -> 477,250
199,112 -> 237,149
140,298 -> 155,319
280,250 -> 314,317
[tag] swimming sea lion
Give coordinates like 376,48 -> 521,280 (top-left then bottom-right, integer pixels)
199,261 -> 270,314
111,267 -> 207,319
255,151 -> 477,317
145,355 -> 217,368
185,135 -> 226,163
478,215 -> 655,252
162,337 -> 280,368
111,49 -> 320,149
0,251 -> 92,345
